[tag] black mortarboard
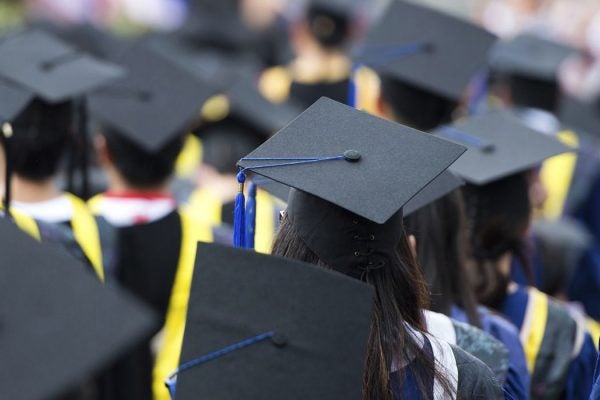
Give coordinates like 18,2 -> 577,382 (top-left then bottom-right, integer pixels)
0,218 -> 155,400
433,110 -> 573,185
403,171 -> 464,216
488,33 -> 576,82
362,0 -> 497,101
238,97 -> 466,224
172,242 -> 374,400
88,44 -> 217,152
0,29 -> 125,104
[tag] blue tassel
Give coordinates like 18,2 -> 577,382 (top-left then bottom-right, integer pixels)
233,171 -> 246,248
245,181 -> 257,249
347,64 -> 359,108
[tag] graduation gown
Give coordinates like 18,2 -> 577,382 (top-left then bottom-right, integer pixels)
452,305 -> 530,400
391,329 -> 504,399
88,194 -> 214,400
500,284 -> 596,399
10,193 -> 105,280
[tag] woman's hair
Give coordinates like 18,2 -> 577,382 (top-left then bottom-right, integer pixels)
272,214 -> 452,400
404,191 -> 481,327
462,172 -> 532,308
102,127 -> 184,189
379,75 -> 457,132
10,99 -> 73,181
306,3 -> 351,49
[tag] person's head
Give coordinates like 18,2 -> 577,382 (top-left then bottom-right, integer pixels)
197,119 -> 265,175
491,72 -> 560,112
272,190 -> 450,400
96,126 -> 184,190
9,98 -> 73,182
291,1 -> 357,54
403,190 -> 480,326
461,172 -> 532,307
377,75 -> 458,131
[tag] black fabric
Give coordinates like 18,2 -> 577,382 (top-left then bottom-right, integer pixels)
530,300 -> 577,399
364,0 -> 497,101
434,109 -> 572,185
290,79 -> 350,108
101,210 -> 183,400
288,189 -> 404,280
176,243 -> 374,400
452,345 -> 505,399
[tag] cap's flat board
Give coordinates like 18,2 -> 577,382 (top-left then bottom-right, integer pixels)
239,97 -> 466,223
364,0 -> 497,100
177,242 -> 374,400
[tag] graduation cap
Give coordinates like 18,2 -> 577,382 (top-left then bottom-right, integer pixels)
238,97 -> 466,223
0,78 -> 34,123
488,33 -> 576,82
359,0 -> 497,102
403,171 -> 464,216
432,110 -> 574,185
88,44 -> 218,152
235,97 -> 465,264
0,28 -> 126,106
0,218 -> 155,400
170,242 -> 374,400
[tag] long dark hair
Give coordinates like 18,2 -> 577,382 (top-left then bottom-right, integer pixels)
462,172 -> 532,308
272,214 -> 453,400
404,190 -> 481,327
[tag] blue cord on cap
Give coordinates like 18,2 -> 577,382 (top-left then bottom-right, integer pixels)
245,181 -> 257,249
164,331 -> 276,399
437,126 -> 495,152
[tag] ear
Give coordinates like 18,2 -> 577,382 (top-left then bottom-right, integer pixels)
408,234 -> 418,259
94,134 -> 111,166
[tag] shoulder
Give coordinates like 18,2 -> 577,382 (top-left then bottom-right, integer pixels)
451,345 -> 505,400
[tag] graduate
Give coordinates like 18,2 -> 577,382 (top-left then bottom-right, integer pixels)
259,0 -> 362,107
246,97 -> 503,399
439,110 -> 597,400
404,186 -> 531,400
0,28 -> 126,281
86,43 -> 218,400
489,34 -> 600,324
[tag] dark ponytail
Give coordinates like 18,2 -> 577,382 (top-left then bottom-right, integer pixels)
272,215 -> 452,400
306,4 -> 351,49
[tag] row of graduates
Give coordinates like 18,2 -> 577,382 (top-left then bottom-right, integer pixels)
2,0 -> 600,399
